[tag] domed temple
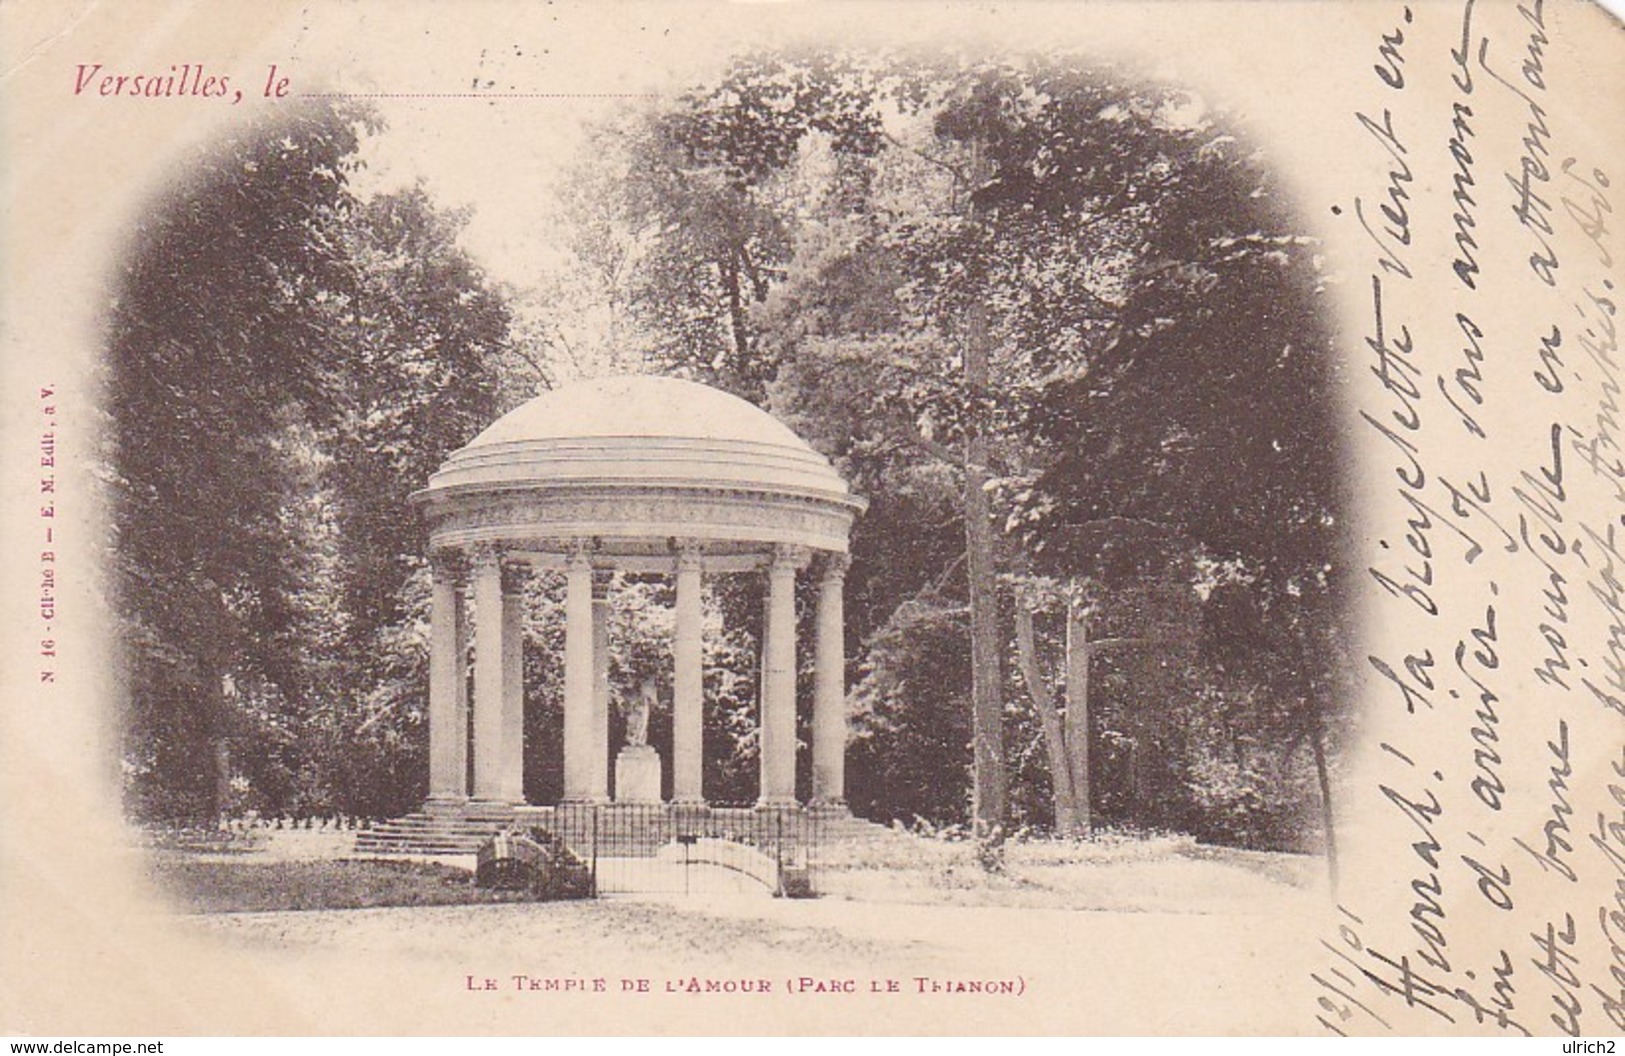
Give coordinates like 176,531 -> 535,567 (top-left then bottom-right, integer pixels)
358,375 -> 867,857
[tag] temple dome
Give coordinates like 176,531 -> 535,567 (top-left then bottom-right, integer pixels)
415,375 -> 864,556
469,374 -> 808,450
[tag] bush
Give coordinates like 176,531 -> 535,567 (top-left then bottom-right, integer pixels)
474,827 -> 593,900
1183,752 -> 1316,852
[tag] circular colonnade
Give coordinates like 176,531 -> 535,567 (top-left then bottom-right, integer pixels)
412,375 -> 866,814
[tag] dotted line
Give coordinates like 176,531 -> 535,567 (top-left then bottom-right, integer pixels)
298,91 -> 659,99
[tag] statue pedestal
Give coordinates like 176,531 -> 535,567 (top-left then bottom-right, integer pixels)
614,745 -> 663,804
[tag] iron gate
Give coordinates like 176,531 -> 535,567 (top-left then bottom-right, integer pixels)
537,803 -> 824,898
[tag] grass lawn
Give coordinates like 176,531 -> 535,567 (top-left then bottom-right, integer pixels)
817,829 -> 1323,912
146,855 -> 532,913
132,827 -> 1325,1035
143,825 -> 1323,916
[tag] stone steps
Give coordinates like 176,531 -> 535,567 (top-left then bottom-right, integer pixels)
353,812 -> 514,856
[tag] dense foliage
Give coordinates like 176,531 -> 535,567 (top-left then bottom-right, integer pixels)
111,52 -> 1351,856
110,101 -> 507,821
567,51 -> 1352,849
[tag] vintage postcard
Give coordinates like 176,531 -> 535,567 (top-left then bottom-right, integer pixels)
1,0 -> 1621,1038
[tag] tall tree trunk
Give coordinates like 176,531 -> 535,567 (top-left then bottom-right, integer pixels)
1127,740 -> 1142,822
1014,606 -> 1080,835
965,422 -> 1006,845
208,670 -> 232,821
722,252 -> 754,394
963,143 -> 1005,858
1064,595 -> 1092,832
214,741 -> 232,821
1310,711 -> 1339,891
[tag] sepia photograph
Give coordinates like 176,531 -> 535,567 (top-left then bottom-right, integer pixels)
2,0 -> 1621,1039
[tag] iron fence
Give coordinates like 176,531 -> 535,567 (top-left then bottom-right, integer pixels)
532,803 -> 824,898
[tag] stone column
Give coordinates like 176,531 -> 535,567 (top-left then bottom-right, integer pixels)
812,553 -> 849,809
591,569 -> 612,801
427,552 -> 468,804
758,545 -> 801,808
500,563 -> 526,803
562,546 -> 597,801
471,545 -> 508,802
672,543 -> 705,804
456,580 -> 471,794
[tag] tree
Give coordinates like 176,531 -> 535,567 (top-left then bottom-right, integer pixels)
762,57 -> 1199,847
311,183 -> 509,818
109,100 -> 373,819
552,49 -> 1350,857
776,53 -> 1346,849
1008,103 -> 1349,848
108,102 -> 513,822
610,55 -> 881,402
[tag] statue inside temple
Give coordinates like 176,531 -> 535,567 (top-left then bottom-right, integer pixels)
624,676 -> 656,748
